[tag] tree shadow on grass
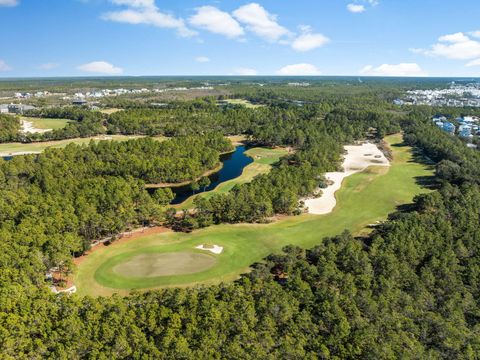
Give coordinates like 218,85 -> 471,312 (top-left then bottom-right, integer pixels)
414,175 -> 439,190
409,149 -> 436,166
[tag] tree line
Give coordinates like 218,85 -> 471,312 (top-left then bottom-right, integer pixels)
0,133 -> 231,278
1,88 -> 479,358
0,114 -> 21,142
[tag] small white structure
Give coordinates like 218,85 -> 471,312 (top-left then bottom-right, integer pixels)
195,244 -> 223,254
50,285 -> 77,295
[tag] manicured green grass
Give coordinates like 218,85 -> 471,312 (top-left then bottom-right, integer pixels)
175,147 -> 289,209
221,99 -> 264,108
0,135 -> 163,156
75,134 -> 434,296
111,252 -> 217,278
21,117 -> 73,130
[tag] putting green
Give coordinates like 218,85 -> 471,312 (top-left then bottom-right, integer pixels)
112,252 -> 217,278
75,134 -> 434,296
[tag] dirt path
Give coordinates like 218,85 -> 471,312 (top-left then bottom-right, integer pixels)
73,226 -> 171,266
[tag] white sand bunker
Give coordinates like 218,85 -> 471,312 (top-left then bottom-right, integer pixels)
304,142 -> 390,215
21,120 -> 51,134
195,244 -> 224,254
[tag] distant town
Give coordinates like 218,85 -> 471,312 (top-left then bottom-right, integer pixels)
395,82 -> 480,107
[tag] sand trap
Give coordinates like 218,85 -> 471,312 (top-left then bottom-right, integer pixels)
195,244 -> 224,254
112,252 -> 216,278
304,142 -> 390,215
21,120 -> 52,134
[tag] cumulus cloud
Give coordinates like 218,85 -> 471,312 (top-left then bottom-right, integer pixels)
470,30 -> 480,38
360,63 -> 427,77
466,59 -> 480,67
0,0 -> 18,7
233,3 -> 290,42
291,26 -> 329,52
103,0 -> 196,37
189,6 -> 244,39
277,63 -> 321,76
232,67 -> 258,76
347,4 -> 366,13
110,0 -> 155,9
104,1 -> 329,53
37,63 -> 60,70
77,61 -> 123,75
413,32 -> 480,60
0,59 -> 11,71
195,56 -> 210,63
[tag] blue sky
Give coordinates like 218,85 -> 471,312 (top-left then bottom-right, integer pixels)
1,0 -> 480,77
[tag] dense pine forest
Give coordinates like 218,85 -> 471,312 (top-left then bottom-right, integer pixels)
1,82 -> 480,358
0,114 -> 21,142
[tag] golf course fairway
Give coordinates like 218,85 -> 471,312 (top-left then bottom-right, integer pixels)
75,134 -> 434,296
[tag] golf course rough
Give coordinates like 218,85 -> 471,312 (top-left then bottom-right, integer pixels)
76,134 -> 434,296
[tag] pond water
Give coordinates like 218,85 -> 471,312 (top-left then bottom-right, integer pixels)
169,145 -> 253,205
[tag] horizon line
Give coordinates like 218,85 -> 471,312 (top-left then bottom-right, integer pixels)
0,75 -> 479,80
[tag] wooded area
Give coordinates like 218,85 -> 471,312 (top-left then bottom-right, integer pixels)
1,82 -> 479,358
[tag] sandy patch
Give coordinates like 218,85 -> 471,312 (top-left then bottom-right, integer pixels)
195,244 -> 224,254
0,151 -> 41,157
304,142 -> 390,215
21,119 -> 51,134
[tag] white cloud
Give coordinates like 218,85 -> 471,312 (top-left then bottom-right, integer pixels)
438,32 -> 470,43
291,26 -> 329,52
77,61 -> 123,75
38,63 -> 60,70
110,0 -> 155,9
466,58 -> 480,67
347,4 -> 366,13
277,63 -> 321,76
414,32 -> 480,60
232,67 -> 258,76
195,56 -> 210,63
233,3 -> 289,42
470,30 -> 480,39
103,0 -> 196,37
0,0 -> 18,7
0,59 -> 11,71
189,6 -> 244,39
360,63 -> 427,76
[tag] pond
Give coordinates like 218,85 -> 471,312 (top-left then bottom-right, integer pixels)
169,145 -> 253,205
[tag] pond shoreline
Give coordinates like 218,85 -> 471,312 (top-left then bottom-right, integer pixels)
145,162 -> 225,189
144,146 -> 237,189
